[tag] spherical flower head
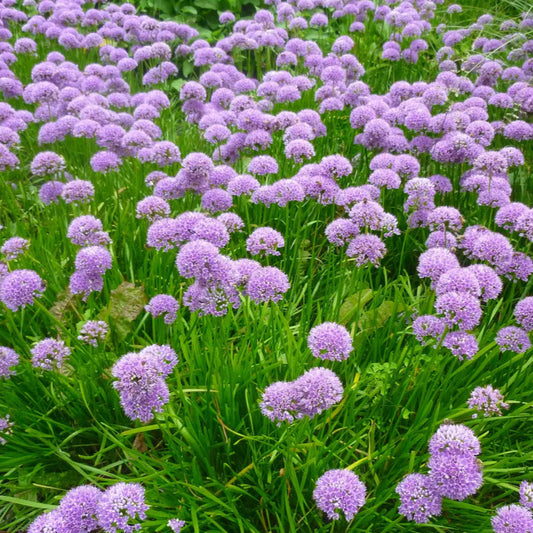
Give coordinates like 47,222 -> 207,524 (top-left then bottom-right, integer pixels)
443,332 -> 479,360
96,482 -> 149,533
294,367 -> 343,418
428,453 -> 483,501
0,269 -> 45,311
31,338 -> 71,370
417,248 -> 460,287
59,485 -> 102,533
61,180 -> 95,204
308,322 -> 353,361
145,294 -> 179,324
346,234 -> 386,267
349,200 -> 386,231
492,504 -> 533,533
78,320 -> 108,347
516,210 -> 533,242
175,240 -> 223,282
413,315 -> 445,345
428,206 -> 464,232
136,196 -> 171,222
39,181 -> 64,205
260,380 -> 300,424
520,482 -> 533,509
313,469 -> 366,521
514,298 -> 533,332
0,346 -> 19,379
495,203 -> 529,232
191,218 -> 230,249
27,510 -> 68,533
429,423 -> 481,457
436,268 -> 481,298
467,264 -> 502,302
1,237 -> 29,261
67,216 -> 111,247
168,518 -> 186,533
217,213 -> 244,234
467,385 -> 508,418
285,139 -> 315,164
396,473 -> 442,524
495,326 -> 531,354
30,151 -> 65,177
248,155 -> 278,176
247,266 -> 290,304
201,189 -> 232,214
75,246 -> 112,277
246,227 -> 284,257
319,155 -> 352,180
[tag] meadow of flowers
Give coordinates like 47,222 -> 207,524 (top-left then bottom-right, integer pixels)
0,0 -> 532,530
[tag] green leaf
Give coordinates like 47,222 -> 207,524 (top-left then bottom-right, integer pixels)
181,5 -> 197,15
194,0 -> 217,9
338,289 -> 373,324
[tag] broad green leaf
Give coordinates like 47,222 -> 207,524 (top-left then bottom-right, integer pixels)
338,289 -> 373,324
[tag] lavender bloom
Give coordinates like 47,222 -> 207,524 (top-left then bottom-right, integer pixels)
492,505 -> 533,533
67,216 -> 111,246
0,347 -> 19,379
247,267 -> 290,304
27,510 -> 67,533
313,469 -> 366,521
260,380 -> 300,424
495,203 -> 529,232
417,248 -> 460,287
308,322 -> 353,362
0,414 -> 12,446
426,231 -> 457,250
96,483 -> 149,533
520,482 -> 533,509
39,181 -> 64,205
61,180 -> 95,204
145,294 -> 179,324
78,321 -> 108,347
468,385 -> 509,418
436,268 -> 480,298
246,227 -> 284,257
496,326 -> 531,353
369,169 -> 401,189
413,315 -> 446,345
0,269 -> 45,311
31,338 -> 71,370
168,519 -> 186,533
136,196 -> 171,222
201,189 -> 232,214
514,298 -> 533,331
346,234 -> 387,267
75,247 -> 112,278
429,424 -> 481,457
428,207 -> 463,232
516,210 -> 533,242
175,240 -> 224,282
1,237 -> 29,260
30,151 -> 65,176
285,139 -> 315,163
442,332 -> 479,360
248,156 -> 278,176
396,474 -> 442,524
59,485 -> 102,533
467,265 -> 502,302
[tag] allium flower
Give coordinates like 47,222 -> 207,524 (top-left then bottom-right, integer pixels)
96,483 -> 149,533
285,139 -> 315,163
0,269 -> 45,311
145,294 -> 179,324
59,485 -> 102,533
428,453 -> 483,500
136,196 -> 171,222
428,207 -> 463,232
217,213 -> 244,234
417,248 -> 460,287
260,380 -> 299,424
31,338 -> 71,370
495,326 -> 531,353
30,151 -> 65,176
520,482 -> 533,509
78,320 -> 108,347
514,298 -> 533,332
67,216 -> 111,246
313,469 -> 366,521
442,331 -> 479,360
175,240 -> 222,281
396,473 -> 442,524
436,268 -> 480,298
75,246 -> 112,277
39,181 -> 64,205
0,346 -> 19,379
201,189 -> 232,214
412,315 -> 445,345
467,265 -> 502,302
467,385 -> 509,418
429,423 -> 481,457
248,155 -> 278,176
294,367 -> 343,418
492,505 -> 533,533
61,180 -> 95,204
0,414 -> 13,446
247,267 -> 290,304
246,227 -> 284,257
168,519 -> 186,533
307,322 -> 352,362
27,510 -> 67,533
1,237 -> 29,260
346,234 -> 386,267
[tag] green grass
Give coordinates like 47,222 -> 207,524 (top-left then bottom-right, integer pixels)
0,1 -> 533,532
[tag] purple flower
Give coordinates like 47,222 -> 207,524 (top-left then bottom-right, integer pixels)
78,320 -> 108,347
369,169 -> 401,189
39,181 -> 64,205
59,485 -> 102,533
96,483 -> 149,533
61,180 -> 95,204
520,482 -> 533,509
175,240 -> 224,283
217,213 -> 244,234
496,326 -> 531,353
246,227 -> 284,257
0,269 -> 45,311
285,139 -> 315,163
319,155 -> 352,180
0,346 -> 19,379
67,216 -> 111,246
412,315 -> 445,345
31,338 -> 71,370
1,237 -> 29,260
248,155 -> 278,176
90,151 -> 121,173
201,189 -> 232,214
260,380 -> 300,424
168,519 -> 186,533
467,264 -> 502,302
417,248 -> 460,287
246,266 -> 290,304
492,505 -> 533,533
429,423 -> 481,457
30,151 -> 65,177
313,469 -> 366,521
145,294 -> 179,324
346,234 -> 387,267
136,196 -> 171,222
442,331 -> 479,360
467,385 -> 509,418
396,473 -> 442,524
75,246 -> 112,277
307,322 -> 352,362
349,201 -> 386,231
514,298 -> 533,332
27,510 -> 68,533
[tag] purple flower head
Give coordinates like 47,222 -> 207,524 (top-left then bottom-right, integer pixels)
349,200 -> 386,231
248,155 -> 278,176
59,485 -> 102,533
28,510 -> 67,533
307,322 -> 352,362
515,298 -> 533,332
246,227 -> 284,257
285,139 -> 315,163
201,189 -> 232,214
191,218 -> 230,249
0,269 -> 45,311
31,151 -> 65,177
67,216 -> 111,246
260,380 -> 299,424
520,482 -> 533,509
69,271 -> 104,301
468,385 -> 509,418
492,505 -> 533,533
78,320 -> 108,347
516,210 -> 533,242
428,207 -> 463,232
417,248 -> 460,287
136,196 -> 171,222
396,473 -> 442,524
61,180 -> 95,204
145,294 -> 179,324
495,203 -> 529,232
319,155 -> 352,180
429,423 -> 481,457
369,169 -> 401,190
175,240 -> 223,282
247,266 -> 290,304
0,346 -> 19,379
436,268 -> 480,298
294,367 -> 343,418
31,338 -> 71,370
435,291 -> 482,331
96,483 -> 149,533
428,453 -> 483,500
442,331 -> 479,360
75,246 -> 112,278
346,234 -> 387,267
168,519 -> 186,533
413,315 -> 445,346
1,237 -> 29,261
426,231 -> 458,250
496,326 -> 531,353
313,469 -> 365,521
